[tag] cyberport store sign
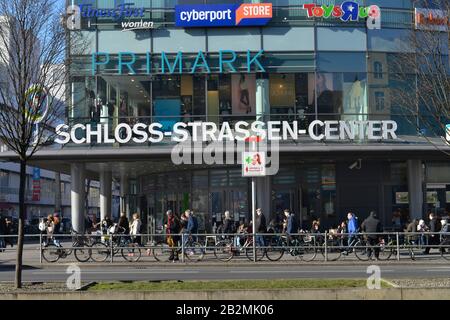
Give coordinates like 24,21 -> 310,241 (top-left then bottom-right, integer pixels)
175,3 -> 272,27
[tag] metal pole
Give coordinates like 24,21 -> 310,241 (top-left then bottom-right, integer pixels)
110,234 -> 114,263
252,177 -> 257,262
181,234 -> 185,263
324,231 -> 328,262
39,233 -> 42,264
396,232 -> 400,261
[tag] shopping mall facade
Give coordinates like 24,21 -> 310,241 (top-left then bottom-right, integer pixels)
2,0 -> 450,234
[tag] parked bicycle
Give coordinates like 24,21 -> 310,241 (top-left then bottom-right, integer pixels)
214,234 -> 265,262
265,233 -> 317,262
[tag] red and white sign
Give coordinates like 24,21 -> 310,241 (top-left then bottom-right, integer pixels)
242,151 -> 266,177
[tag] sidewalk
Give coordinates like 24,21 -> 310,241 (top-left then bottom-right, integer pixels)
0,242 -> 448,268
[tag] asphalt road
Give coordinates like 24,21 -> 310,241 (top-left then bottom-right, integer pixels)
0,264 -> 449,283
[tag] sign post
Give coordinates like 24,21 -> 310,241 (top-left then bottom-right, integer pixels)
242,136 -> 266,262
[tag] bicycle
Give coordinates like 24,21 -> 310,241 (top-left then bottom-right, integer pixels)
41,237 -> 68,263
343,234 -> 376,261
214,234 -> 265,262
439,237 -> 450,261
265,233 -> 317,262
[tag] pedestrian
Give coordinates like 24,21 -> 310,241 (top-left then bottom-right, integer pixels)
4,218 -> 13,248
118,212 -> 130,235
417,219 -> 429,246
0,215 -> 6,252
254,208 -> 266,248
165,210 -> 180,262
180,211 -> 188,232
440,219 -> 448,242
423,212 -> 440,254
392,209 -> 402,231
222,211 -> 234,235
405,219 -> 419,244
284,209 -> 298,244
337,221 -> 347,246
343,212 -> 359,255
53,213 -> 62,246
234,220 -> 247,250
361,211 -> 382,260
130,213 -> 142,246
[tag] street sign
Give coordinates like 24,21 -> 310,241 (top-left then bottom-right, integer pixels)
242,151 -> 266,177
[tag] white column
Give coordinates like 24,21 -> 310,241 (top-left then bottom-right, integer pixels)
71,163 -> 86,233
407,160 -> 424,220
100,171 -> 112,221
120,176 -> 129,218
256,77 -> 270,122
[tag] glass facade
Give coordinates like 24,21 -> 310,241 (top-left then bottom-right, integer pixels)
64,0 -> 450,231
67,0 -> 449,146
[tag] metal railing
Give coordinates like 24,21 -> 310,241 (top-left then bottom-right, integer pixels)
0,231 -> 449,264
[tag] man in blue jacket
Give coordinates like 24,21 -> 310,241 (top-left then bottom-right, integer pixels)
185,210 -> 198,241
344,212 -> 359,254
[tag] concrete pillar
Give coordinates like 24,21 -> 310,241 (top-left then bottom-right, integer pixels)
54,172 -> 61,215
256,176 -> 271,220
120,176 -> 129,218
100,171 -> 112,221
407,160 -> 424,220
71,163 -> 86,233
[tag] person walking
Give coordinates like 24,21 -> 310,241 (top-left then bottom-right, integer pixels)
423,213 -> 440,254
254,208 -> 267,248
361,211 -> 382,260
165,210 -> 180,262
130,213 -> 142,246
118,212 -> 130,235
344,212 -> 359,255
222,211 -> 234,235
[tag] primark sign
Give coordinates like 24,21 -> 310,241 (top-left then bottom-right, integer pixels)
55,120 -> 399,145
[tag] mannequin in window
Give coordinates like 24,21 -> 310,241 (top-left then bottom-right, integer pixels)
239,75 -> 251,114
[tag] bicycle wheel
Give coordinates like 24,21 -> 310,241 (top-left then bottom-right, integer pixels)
214,240 -> 234,262
73,242 -> 91,263
90,242 -> 109,262
151,243 -> 172,262
321,240 -> 342,261
245,245 -> 265,262
185,242 -> 205,261
42,244 -> 61,263
377,242 -> 393,261
265,238 -> 285,262
440,240 -> 450,261
354,240 -> 370,261
299,242 -> 317,262
121,245 -> 142,262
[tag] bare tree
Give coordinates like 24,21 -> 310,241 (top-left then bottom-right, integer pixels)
0,0 -> 65,288
393,0 -> 450,155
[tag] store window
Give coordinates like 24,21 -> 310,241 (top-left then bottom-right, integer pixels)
269,73 -> 315,126
316,72 -> 368,120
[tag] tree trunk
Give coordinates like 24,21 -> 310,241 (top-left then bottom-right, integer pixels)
15,159 -> 27,289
